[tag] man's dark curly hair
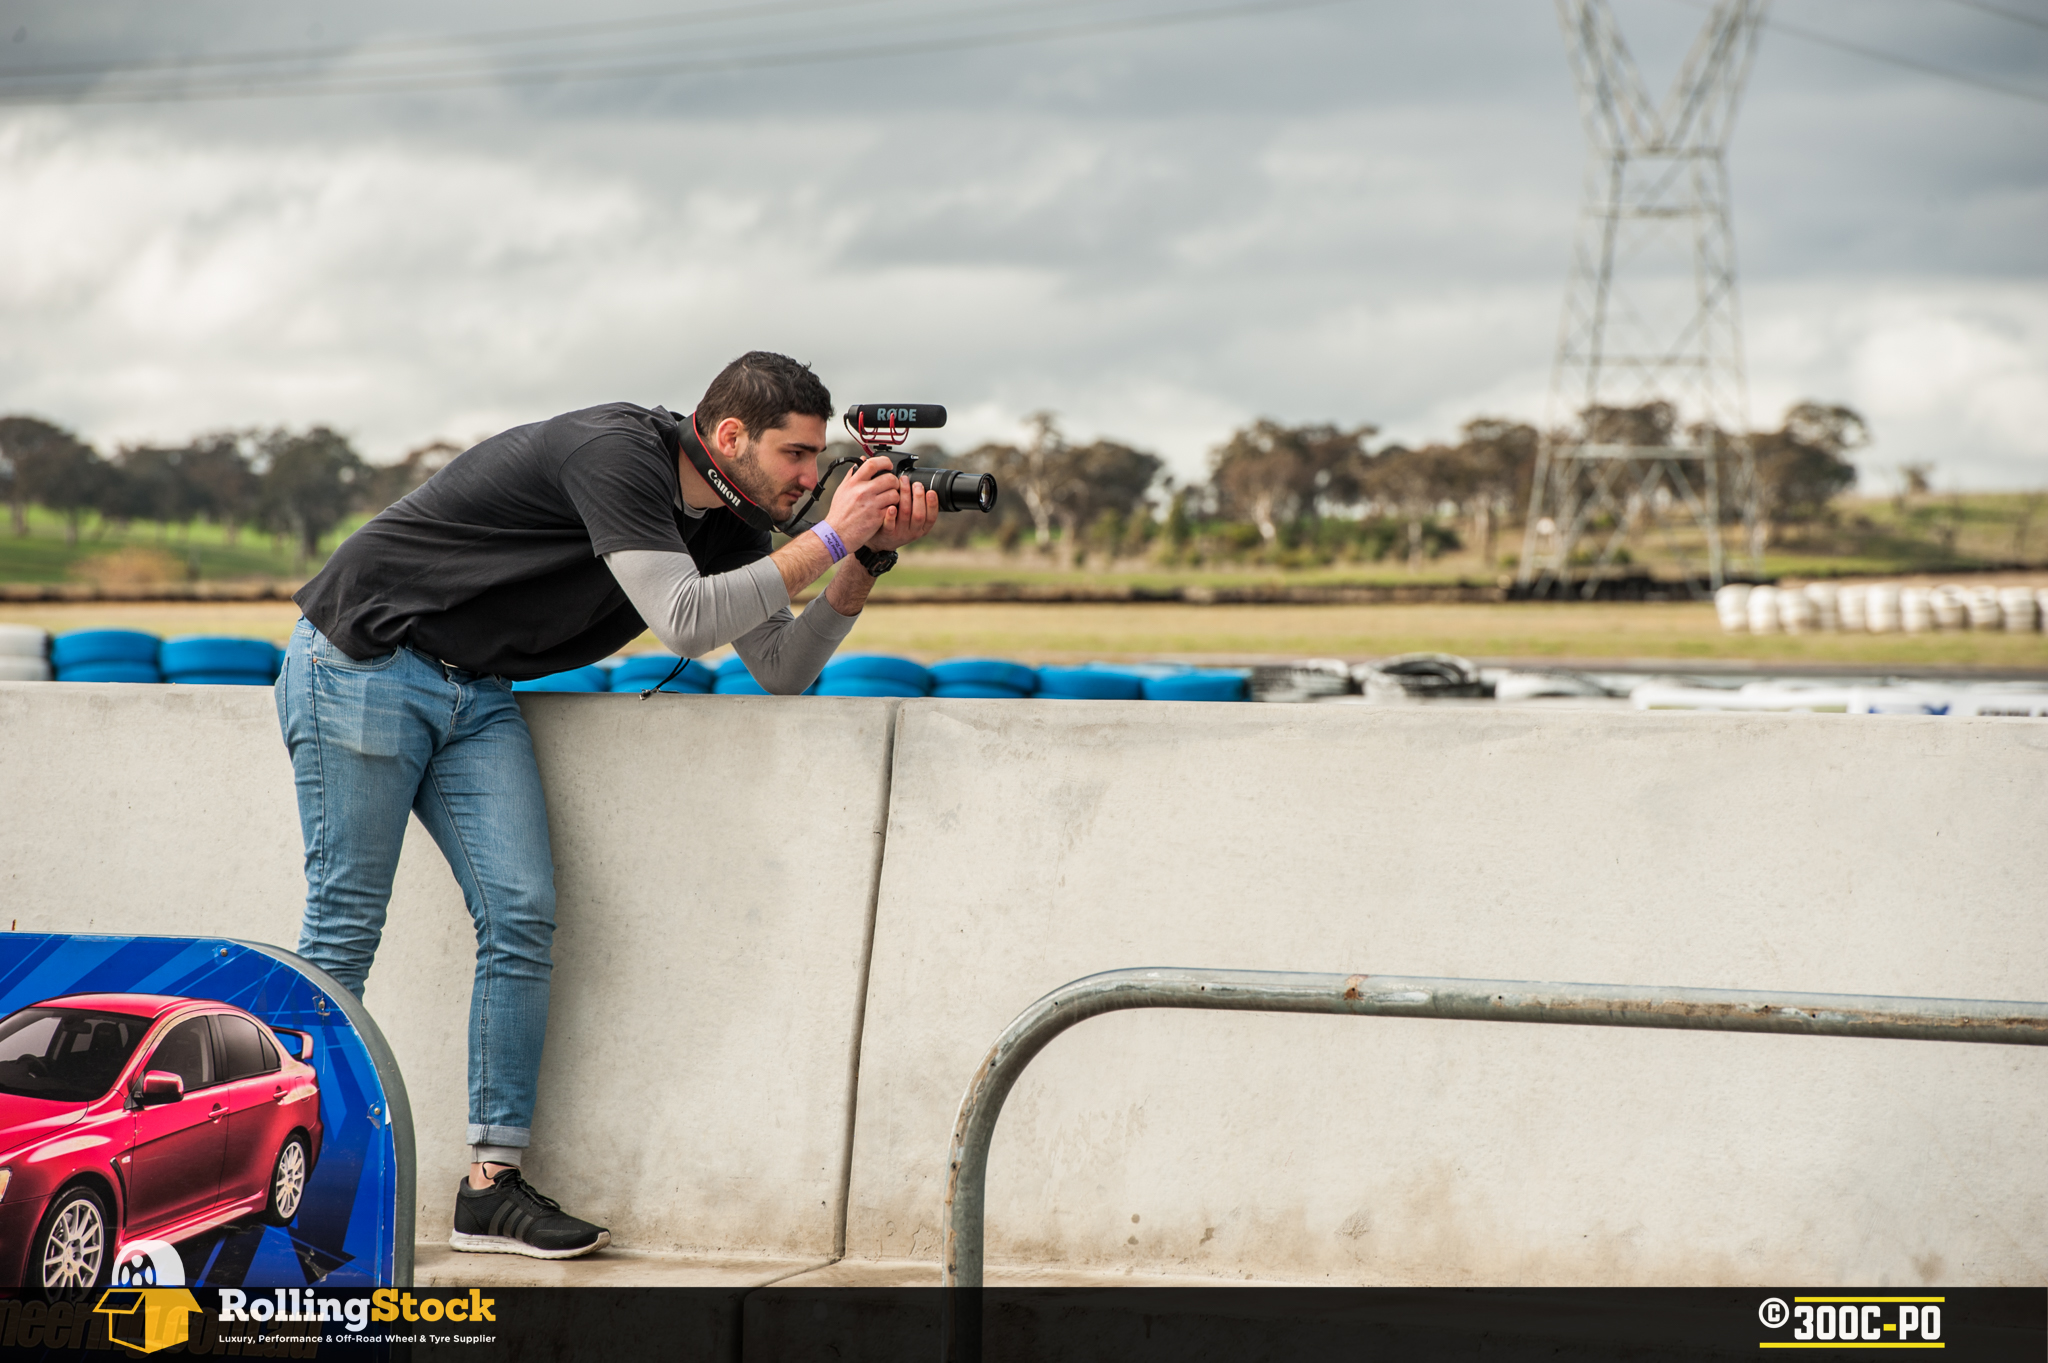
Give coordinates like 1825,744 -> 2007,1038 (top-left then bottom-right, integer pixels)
695,351 -> 833,439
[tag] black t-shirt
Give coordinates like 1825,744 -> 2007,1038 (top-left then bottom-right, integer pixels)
296,402 -> 769,679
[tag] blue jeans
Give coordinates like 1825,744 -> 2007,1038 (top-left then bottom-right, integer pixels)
276,618 -> 555,1156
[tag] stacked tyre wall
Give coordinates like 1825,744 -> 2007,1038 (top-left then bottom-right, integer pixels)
1,685 -> 2042,1285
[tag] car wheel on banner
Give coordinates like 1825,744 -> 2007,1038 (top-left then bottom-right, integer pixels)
0,933 -> 415,1299
30,1184 -> 111,1294
264,1132 -> 313,1225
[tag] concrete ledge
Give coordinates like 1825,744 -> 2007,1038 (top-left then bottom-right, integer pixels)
1,684 -> 901,1262
843,701 -> 2048,1285
413,1244 -> 830,1288
7,684 -> 2045,1287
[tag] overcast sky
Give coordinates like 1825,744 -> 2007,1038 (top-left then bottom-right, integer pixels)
0,0 -> 2042,489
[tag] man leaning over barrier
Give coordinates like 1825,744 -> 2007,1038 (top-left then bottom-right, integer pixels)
278,351 -> 935,1259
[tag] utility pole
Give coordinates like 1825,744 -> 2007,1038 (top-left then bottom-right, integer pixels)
1519,0 -> 1767,597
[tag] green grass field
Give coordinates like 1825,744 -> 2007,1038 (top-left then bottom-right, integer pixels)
4,489 -> 2044,593
0,505 -> 341,584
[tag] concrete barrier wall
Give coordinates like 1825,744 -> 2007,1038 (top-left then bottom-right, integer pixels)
843,703 -> 2048,1285
5,685 -> 2045,1285
0,683 -> 897,1262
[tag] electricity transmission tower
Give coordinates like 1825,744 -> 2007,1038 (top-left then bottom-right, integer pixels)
1519,0 -> 1767,596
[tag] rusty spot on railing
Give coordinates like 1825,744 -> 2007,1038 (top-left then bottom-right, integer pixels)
1342,974 -> 1367,1000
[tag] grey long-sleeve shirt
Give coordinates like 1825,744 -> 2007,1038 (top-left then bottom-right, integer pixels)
604,543 -> 856,694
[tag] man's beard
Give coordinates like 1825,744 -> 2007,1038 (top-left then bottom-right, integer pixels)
726,441 -> 801,515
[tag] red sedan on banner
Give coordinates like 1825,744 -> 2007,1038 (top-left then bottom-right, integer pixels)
0,994 -> 323,1293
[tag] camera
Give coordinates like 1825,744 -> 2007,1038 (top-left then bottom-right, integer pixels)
782,403 -> 999,531
842,404 -> 998,515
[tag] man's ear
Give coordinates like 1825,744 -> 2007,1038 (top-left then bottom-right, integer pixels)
713,416 -> 750,456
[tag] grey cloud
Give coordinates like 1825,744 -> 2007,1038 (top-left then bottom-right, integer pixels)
0,0 -> 2040,487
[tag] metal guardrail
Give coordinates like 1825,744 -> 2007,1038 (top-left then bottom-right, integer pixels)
939,968 -> 2048,1361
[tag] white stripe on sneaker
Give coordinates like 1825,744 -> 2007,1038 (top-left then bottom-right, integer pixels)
448,1229 -> 611,1260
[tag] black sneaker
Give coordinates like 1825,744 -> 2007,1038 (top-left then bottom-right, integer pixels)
450,1168 -> 611,1259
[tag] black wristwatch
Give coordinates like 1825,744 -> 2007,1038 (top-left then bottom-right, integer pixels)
854,546 -> 898,577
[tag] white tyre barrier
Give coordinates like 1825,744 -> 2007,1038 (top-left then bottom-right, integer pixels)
1710,578 -> 2045,637
1996,587 -> 2040,633
0,655 -> 52,682
1965,586 -> 2003,630
1714,584 -> 1752,633
1746,585 -> 1780,634
1899,587 -> 1933,634
0,624 -> 50,658
1838,585 -> 1869,632
1777,589 -> 1818,634
1930,585 -> 1968,631
1803,583 -> 1840,632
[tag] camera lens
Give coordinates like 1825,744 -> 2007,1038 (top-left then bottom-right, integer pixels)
910,468 -> 999,514
954,472 -> 997,514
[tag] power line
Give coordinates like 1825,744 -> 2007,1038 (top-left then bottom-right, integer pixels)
0,0 -> 902,81
0,0 -> 1359,106
1768,11 -> 2048,106
1670,0 -> 2048,108
1943,0 -> 2048,35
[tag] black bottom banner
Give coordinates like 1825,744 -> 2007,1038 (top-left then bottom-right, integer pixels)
3,1286 -> 2041,1362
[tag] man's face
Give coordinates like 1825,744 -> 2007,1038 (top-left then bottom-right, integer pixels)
717,414 -> 828,518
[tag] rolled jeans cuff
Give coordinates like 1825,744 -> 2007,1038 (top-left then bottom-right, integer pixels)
468,1123 -> 530,1149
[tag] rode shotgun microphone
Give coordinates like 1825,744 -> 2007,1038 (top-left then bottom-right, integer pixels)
846,404 -> 947,435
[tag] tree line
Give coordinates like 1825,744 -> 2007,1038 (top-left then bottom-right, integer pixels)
0,399 -> 1865,575
913,399 -> 1866,569
0,416 -> 458,569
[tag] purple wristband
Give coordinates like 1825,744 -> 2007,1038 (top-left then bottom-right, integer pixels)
812,522 -> 848,563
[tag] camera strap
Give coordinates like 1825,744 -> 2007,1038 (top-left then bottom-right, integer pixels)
677,411 -> 782,536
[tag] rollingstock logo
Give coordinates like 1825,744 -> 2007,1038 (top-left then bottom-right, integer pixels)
1758,1295 -> 1944,1348
219,1287 -> 496,1330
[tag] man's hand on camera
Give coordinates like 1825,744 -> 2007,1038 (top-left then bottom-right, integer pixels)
821,455 -> 901,549
866,474 -> 938,552
769,453 -> 939,614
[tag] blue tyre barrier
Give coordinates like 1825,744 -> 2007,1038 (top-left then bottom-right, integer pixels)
815,678 -> 927,698
50,630 -> 159,668
709,657 -> 819,695
54,661 -> 162,684
713,655 -> 766,694
932,683 -> 1031,699
1035,667 -> 1143,700
161,637 -> 283,680
511,665 -> 610,693
611,655 -> 714,693
166,672 -> 277,686
712,650 -> 823,695
1142,671 -> 1248,702
928,659 -> 1037,693
820,654 -> 933,692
